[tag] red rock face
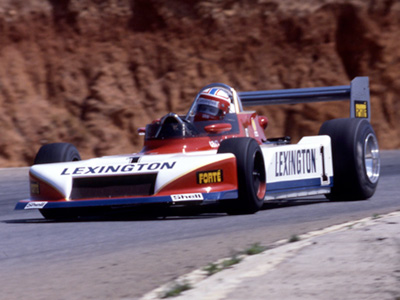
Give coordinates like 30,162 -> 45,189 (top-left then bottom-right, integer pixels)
0,0 -> 399,166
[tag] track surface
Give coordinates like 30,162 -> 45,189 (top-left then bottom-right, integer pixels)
0,151 -> 399,300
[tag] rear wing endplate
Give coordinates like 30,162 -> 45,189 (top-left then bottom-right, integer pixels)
238,77 -> 370,120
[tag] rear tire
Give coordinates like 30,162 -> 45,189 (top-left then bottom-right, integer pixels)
319,118 -> 380,201
218,138 -> 266,214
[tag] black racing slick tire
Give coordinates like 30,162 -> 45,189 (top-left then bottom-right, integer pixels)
218,138 -> 266,214
319,118 -> 380,201
33,143 -> 81,220
34,143 -> 81,164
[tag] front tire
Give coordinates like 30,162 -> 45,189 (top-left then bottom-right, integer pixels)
34,143 -> 81,164
218,138 -> 266,214
33,143 -> 82,219
319,118 -> 380,201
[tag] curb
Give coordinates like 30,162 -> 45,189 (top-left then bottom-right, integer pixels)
140,211 -> 400,300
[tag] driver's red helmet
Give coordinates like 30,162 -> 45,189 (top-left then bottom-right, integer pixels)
194,88 -> 231,121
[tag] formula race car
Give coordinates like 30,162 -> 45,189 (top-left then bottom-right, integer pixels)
15,77 -> 380,219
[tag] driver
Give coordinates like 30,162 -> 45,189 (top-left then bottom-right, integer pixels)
194,88 -> 232,121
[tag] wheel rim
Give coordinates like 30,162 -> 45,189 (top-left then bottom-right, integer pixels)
364,133 -> 380,184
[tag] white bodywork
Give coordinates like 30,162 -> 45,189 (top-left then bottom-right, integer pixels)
261,135 -> 333,201
30,136 -> 333,202
29,151 -> 235,200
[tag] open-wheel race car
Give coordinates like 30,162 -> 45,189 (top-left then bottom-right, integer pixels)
15,77 -> 380,219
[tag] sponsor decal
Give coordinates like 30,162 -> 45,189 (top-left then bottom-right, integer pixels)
197,169 -> 223,184
251,119 -> 259,137
355,101 -> 368,118
61,161 -> 176,176
25,201 -> 48,209
130,156 -> 140,163
275,149 -> 317,177
30,181 -> 40,195
171,193 -> 204,202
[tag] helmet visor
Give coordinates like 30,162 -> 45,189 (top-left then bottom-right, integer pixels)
196,98 -> 221,116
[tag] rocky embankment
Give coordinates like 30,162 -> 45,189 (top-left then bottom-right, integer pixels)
0,0 -> 399,166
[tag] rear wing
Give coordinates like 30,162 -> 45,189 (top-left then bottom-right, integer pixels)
238,77 -> 370,121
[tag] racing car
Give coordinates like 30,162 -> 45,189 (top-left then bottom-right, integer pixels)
15,77 -> 380,219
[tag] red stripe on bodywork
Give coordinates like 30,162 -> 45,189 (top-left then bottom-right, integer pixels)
157,157 -> 238,196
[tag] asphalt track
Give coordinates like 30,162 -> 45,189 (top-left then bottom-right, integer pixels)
0,150 -> 399,300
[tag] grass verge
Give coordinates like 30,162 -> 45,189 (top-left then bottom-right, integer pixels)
161,281 -> 192,298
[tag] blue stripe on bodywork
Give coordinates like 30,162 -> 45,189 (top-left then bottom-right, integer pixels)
15,190 -> 239,210
266,177 -> 333,194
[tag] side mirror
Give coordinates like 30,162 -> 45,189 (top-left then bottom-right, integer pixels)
137,127 -> 146,136
204,123 -> 232,134
258,116 -> 268,129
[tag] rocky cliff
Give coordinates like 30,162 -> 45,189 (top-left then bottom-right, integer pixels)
0,0 -> 399,166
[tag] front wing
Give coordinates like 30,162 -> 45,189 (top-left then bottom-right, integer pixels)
16,190 -> 238,210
